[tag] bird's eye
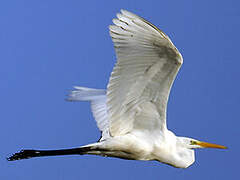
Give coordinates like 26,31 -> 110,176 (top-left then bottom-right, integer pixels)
190,140 -> 197,145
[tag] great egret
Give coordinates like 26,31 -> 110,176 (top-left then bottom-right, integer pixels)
7,10 -> 226,168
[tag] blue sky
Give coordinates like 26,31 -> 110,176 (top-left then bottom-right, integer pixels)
1,0 -> 239,179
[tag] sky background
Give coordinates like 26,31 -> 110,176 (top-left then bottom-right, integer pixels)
1,0 -> 240,179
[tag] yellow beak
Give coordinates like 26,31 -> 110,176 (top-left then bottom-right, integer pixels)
196,141 -> 227,149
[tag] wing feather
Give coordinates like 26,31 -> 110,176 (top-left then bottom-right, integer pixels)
67,87 -> 109,140
107,10 -> 183,136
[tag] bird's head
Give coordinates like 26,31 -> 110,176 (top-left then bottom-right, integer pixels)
178,137 -> 227,149
171,137 -> 227,168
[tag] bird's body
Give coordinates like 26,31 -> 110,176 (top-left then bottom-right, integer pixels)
81,129 -> 194,168
8,10 -> 226,168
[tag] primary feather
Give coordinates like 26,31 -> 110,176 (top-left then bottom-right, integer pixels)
67,87 -> 110,140
107,9 -> 182,136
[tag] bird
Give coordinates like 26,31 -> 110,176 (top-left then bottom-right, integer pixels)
7,9 -> 227,168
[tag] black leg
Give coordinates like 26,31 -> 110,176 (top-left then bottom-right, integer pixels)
7,147 -> 92,161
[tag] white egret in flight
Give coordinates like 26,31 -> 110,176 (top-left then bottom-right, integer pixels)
8,10 -> 226,168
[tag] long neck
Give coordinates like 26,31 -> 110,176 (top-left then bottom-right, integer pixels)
153,131 -> 195,168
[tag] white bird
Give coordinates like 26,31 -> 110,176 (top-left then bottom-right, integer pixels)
8,10 -> 226,168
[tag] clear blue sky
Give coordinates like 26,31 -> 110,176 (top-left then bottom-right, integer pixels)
1,0 -> 239,179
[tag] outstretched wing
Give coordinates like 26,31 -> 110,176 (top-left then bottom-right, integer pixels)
107,10 -> 183,136
67,87 -> 110,141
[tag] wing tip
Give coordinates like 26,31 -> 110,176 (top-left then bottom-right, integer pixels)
120,9 -> 138,18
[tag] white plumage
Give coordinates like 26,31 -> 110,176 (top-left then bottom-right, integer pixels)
68,9 -> 183,142
68,87 -> 109,140
66,10 -> 226,168
8,9 -> 226,168
108,10 -> 182,136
